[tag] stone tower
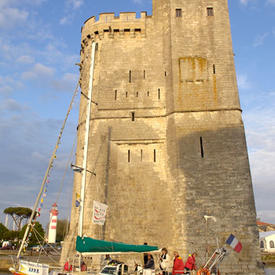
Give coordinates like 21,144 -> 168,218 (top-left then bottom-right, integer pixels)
62,0 -> 263,273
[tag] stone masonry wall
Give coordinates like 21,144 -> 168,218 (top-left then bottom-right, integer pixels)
61,1 -> 264,274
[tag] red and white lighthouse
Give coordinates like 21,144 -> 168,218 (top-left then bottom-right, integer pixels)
48,203 -> 58,243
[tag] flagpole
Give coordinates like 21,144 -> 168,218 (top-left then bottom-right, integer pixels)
78,41 -> 97,238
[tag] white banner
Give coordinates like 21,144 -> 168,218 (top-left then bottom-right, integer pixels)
19,260 -> 49,275
92,200 -> 108,225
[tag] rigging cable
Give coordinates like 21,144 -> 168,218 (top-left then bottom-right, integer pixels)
17,79 -> 80,258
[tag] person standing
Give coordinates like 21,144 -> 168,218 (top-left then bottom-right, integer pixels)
159,248 -> 170,275
172,251 -> 185,275
81,261 -> 87,271
184,253 -> 197,274
143,253 -> 155,275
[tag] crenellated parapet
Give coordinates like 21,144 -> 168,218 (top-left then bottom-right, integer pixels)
81,11 -> 150,46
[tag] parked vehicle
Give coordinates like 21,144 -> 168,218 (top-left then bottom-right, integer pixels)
99,261 -> 128,275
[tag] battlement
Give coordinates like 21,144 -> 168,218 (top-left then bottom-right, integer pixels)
81,11 -> 150,43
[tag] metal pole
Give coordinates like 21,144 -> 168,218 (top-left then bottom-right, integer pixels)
78,41 -> 97,271
78,42 -> 97,237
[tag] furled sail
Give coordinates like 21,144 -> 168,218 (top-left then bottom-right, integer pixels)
76,236 -> 158,253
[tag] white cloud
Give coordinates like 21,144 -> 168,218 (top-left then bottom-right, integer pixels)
59,0 -> 84,25
0,76 -> 23,95
17,55 -> 35,64
0,0 -> 45,8
237,74 -> 251,90
253,32 -> 269,47
242,90 -> 275,223
21,63 -> 55,80
69,0 -> 84,9
240,0 -> 251,5
0,85 -> 13,95
51,72 -> 78,92
0,104 -> 75,226
0,98 -> 28,112
267,0 -> 275,5
0,7 -> 28,29
60,16 -> 70,25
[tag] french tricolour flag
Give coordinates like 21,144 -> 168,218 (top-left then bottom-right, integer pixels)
226,234 -> 242,253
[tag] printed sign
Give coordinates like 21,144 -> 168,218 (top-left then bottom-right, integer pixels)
19,260 -> 49,275
92,201 -> 108,225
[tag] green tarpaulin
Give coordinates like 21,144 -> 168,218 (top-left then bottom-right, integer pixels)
76,236 -> 158,253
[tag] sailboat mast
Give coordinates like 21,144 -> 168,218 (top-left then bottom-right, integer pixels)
78,42 -> 97,237
17,82 -> 80,259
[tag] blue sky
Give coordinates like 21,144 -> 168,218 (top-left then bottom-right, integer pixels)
0,0 -> 274,229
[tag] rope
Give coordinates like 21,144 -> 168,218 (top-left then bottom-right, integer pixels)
55,129 -> 78,203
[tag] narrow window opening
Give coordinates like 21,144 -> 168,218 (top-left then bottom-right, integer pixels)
140,149 -> 143,161
114,29 -> 119,33
114,90 -> 117,100
126,91 -> 128,98
207,7 -> 214,16
260,241 -> 264,249
128,150 -> 131,163
94,31 -> 99,35
104,29 -> 109,33
129,70 -> 132,83
136,92 -> 139,97
147,91 -> 150,97
135,28 -> 141,32
165,71 -> 167,77
200,137 -> 204,158
213,64 -> 216,74
124,28 -> 130,32
144,70 -> 146,79
154,149 -> 157,162
176,9 -> 182,17
131,112 -> 135,121
158,88 -> 160,100
270,241 -> 274,248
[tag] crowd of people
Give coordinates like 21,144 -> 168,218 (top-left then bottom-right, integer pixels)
142,248 -> 197,275
63,249 -> 197,274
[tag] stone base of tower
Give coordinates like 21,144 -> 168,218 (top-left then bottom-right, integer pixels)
60,234 -> 77,265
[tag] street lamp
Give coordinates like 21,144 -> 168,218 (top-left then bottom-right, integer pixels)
71,163 -> 96,176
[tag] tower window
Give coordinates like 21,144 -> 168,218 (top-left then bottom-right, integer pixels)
128,150 -> 131,163
126,91 -> 128,98
213,64 -> 216,74
136,92 -> 139,97
200,137 -> 204,158
154,149 -> 157,162
131,112 -> 135,121
114,90 -> 117,100
176,9 -> 182,17
129,70 -> 132,83
144,70 -> 146,79
147,91 -> 150,97
141,149 -> 143,161
207,7 -> 214,16
270,241 -> 275,248
158,88 -> 161,100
